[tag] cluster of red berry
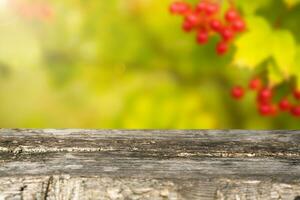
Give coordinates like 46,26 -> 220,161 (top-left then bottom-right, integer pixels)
231,78 -> 300,117
170,0 -> 246,55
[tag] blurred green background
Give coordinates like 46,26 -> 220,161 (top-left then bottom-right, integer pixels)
0,0 -> 299,129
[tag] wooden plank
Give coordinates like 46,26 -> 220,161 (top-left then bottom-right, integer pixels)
0,129 -> 300,199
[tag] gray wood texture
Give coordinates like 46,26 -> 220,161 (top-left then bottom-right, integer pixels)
0,129 -> 300,200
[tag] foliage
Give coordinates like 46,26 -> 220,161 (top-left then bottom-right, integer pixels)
234,1 -> 299,87
0,0 -> 299,128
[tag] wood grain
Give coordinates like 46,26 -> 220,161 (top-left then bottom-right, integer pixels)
0,129 -> 299,199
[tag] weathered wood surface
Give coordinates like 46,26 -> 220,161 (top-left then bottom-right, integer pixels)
0,129 -> 300,199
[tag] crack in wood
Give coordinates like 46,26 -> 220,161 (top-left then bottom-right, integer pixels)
43,176 -> 53,200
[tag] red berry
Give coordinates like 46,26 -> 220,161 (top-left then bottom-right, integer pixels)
278,99 -> 291,111
210,19 -> 222,32
195,2 -> 207,13
225,9 -> 239,22
182,20 -> 193,32
232,19 -> 246,32
170,2 -> 190,15
170,3 -> 178,13
249,78 -> 262,90
258,103 -> 272,116
220,28 -> 234,41
185,13 -> 199,26
231,86 -> 245,100
196,30 -> 209,44
293,90 -> 300,100
291,106 -> 300,117
204,3 -> 219,15
257,88 -> 273,104
216,41 -> 229,55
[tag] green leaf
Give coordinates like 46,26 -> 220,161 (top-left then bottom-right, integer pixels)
233,16 -> 272,69
267,61 -> 284,86
292,47 -> 300,88
234,16 -> 296,84
271,30 -> 296,77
